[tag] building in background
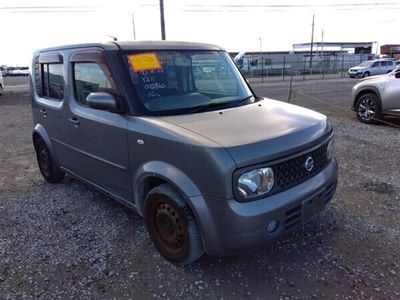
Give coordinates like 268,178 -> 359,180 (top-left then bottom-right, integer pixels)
380,44 -> 400,59
230,42 -> 377,76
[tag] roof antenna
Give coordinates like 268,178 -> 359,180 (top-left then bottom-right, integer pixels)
106,35 -> 118,41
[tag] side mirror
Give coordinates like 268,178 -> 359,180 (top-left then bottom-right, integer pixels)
87,92 -> 117,111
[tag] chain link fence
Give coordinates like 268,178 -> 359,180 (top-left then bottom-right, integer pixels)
236,53 -> 376,81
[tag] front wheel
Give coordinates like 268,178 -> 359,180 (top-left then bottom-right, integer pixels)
355,93 -> 381,124
363,71 -> 370,78
144,184 -> 204,265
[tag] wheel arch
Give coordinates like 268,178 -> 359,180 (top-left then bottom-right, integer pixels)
33,124 -> 53,151
133,161 -> 202,217
353,87 -> 382,111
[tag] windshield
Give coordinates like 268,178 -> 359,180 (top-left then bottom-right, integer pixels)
358,61 -> 373,67
124,50 -> 253,115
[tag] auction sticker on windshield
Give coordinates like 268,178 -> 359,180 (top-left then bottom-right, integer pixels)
128,53 -> 162,72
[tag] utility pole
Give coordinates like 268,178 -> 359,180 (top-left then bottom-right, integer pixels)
321,29 -> 324,57
132,13 -> 136,40
309,14 -> 315,68
259,37 -> 263,81
159,0 -> 166,40
321,29 -> 325,78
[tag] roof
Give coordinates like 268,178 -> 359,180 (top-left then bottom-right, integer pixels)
36,40 -> 224,53
116,41 -> 224,51
293,42 -> 376,49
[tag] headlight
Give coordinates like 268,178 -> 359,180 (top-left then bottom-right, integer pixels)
238,167 -> 274,199
327,139 -> 334,161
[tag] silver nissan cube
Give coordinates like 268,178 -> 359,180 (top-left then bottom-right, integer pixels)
30,41 -> 338,264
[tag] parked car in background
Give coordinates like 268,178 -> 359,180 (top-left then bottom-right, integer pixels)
0,72 -> 4,95
0,65 -> 8,76
351,67 -> 400,123
8,66 -> 29,76
348,59 -> 395,78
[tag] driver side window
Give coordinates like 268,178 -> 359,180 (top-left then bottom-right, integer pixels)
371,62 -> 379,68
73,63 -> 115,105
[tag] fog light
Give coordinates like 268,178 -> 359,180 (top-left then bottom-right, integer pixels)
266,220 -> 279,234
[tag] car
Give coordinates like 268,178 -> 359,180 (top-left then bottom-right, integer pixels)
348,59 -> 395,78
351,67 -> 400,123
9,66 -> 29,76
0,72 -> 4,95
30,41 -> 338,265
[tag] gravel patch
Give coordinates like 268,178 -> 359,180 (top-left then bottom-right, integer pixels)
1,78 -> 399,299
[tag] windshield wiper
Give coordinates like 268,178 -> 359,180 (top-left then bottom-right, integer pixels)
235,95 -> 256,105
186,101 -> 234,114
186,95 -> 256,114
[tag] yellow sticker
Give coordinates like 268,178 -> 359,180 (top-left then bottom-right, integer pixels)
128,53 -> 162,72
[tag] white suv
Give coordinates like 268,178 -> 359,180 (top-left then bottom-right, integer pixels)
348,59 -> 395,78
351,68 -> 400,123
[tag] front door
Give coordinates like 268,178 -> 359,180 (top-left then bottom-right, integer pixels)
370,61 -> 380,76
382,70 -> 400,114
63,50 -> 131,201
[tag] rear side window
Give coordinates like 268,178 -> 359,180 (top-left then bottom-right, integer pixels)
388,61 -> 394,66
35,57 -> 64,100
73,63 -> 114,105
42,64 -> 64,99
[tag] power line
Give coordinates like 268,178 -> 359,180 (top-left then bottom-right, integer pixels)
9,10 -> 97,14
139,2 -> 400,12
140,2 -> 400,8
182,2 -> 400,8
0,6 -> 100,10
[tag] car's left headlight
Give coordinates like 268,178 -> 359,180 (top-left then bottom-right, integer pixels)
237,167 -> 274,199
327,139 -> 334,161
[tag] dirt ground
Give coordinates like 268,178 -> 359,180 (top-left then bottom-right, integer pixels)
0,77 -> 399,299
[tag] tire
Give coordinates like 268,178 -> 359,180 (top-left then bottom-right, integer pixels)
355,93 -> 381,124
363,71 -> 370,78
144,183 -> 204,265
0,84 -> 3,96
34,136 -> 65,183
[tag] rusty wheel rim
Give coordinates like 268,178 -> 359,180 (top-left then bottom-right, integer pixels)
149,198 -> 187,256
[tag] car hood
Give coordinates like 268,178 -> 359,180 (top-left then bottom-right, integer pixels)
350,66 -> 367,71
358,73 -> 387,83
160,98 -> 330,167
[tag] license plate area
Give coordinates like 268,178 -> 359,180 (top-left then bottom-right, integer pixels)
302,192 -> 324,224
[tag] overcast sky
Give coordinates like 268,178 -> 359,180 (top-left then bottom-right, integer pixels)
1,0 -> 399,65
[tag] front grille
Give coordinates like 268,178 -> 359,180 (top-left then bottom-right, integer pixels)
273,143 -> 328,193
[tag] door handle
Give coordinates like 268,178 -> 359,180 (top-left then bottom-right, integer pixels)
68,117 -> 80,126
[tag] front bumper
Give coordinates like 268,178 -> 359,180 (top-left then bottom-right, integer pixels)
188,159 -> 338,256
348,71 -> 363,77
